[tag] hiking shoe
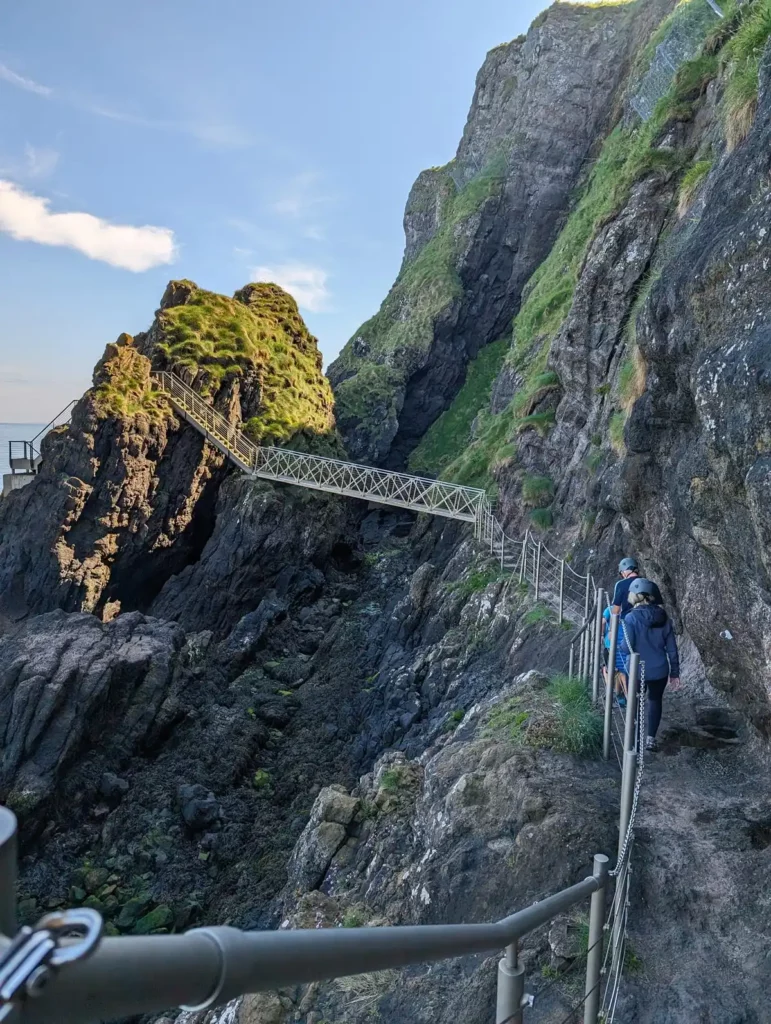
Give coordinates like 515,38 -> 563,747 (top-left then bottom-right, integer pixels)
617,696 -> 627,709
646,736 -> 658,753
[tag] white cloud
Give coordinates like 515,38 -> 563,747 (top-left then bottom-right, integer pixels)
0,63 -> 249,150
0,365 -> 29,385
0,180 -> 177,272
0,62 -> 52,97
87,105 -> 251,148
251,262 -> 330,313
272,172 -> 332,219
24,144 -> 59,179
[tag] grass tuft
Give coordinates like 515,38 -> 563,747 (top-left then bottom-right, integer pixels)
521,474 -> 555,507
618,347 -> 647,411
609,411 -> 627,454
722,0 -> 771,150
448,566 -> 507,599
485,674 -> 602,757
530,508 -> 554,531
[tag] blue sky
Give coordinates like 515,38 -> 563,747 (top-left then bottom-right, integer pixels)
0,0 -> 550,420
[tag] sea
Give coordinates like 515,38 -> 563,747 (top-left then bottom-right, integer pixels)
0,424 -> 47,477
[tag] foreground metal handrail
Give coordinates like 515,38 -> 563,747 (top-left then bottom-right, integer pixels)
0,807 -> 609,1024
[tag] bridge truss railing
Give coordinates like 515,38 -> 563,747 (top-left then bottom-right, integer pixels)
154,372 -> 486,523
154,371 -> 598,623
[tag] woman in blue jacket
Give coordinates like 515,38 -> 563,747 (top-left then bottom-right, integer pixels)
618,578 -> 681,752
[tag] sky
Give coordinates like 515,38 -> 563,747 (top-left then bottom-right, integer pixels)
0,0 -> 551,421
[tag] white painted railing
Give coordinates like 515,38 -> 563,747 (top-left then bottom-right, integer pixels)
153,371 -> 595,622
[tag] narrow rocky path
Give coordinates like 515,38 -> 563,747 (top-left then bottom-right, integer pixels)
621,689 -> 771,1023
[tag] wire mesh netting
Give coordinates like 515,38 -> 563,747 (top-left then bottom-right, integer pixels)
629,0 -> 723,122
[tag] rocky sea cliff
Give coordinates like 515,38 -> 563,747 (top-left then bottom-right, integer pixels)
3,2 -> 771,1021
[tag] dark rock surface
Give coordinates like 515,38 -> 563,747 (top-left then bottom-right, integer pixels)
1,512 -> 571,938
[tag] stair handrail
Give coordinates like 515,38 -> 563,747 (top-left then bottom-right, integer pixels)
29,400 -> 78,447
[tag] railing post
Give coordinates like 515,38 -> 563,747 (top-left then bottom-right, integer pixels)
603,612 -> 619,761
613,749 -> 637,970
0,806 -> 18,937
591,591 -> 605,704
519,537 -> 527,584
583,854 -> 609,1024
584,572 -> 591,623
618,750 -> 637,862
558,560 -> 565,625
583,608 -> 593,682
568,643 -> 575,679
496,940 -> 525,1024
623,653 -> 640,756
534,542 -> 542,601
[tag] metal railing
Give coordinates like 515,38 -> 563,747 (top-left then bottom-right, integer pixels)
154,371 -> 487,523
0,804 -> 610,1024
154,370 -> 596,622
6,400 -> 77,477
565,588 -> 648,1023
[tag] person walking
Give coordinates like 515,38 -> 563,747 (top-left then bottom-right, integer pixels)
603,606 -> 628,708
611,557 -> 641,618
618,578 -> 681,752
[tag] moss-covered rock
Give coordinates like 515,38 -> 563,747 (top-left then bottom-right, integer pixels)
147,280 -> 340,449
92,334 -> 169,424
116,894 -> 152,930
133,904 -> 174,935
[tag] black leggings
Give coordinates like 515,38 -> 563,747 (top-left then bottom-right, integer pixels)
646,677 -> 668,739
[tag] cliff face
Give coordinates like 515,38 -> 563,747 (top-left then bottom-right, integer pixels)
489,3 -> 771,734
4,4 -> 771,1024
0,281 -> 338,622
328,0 -> 675,467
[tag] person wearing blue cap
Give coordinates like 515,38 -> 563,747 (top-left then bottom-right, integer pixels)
618,578 -> 681,752
611,556 -> 641,618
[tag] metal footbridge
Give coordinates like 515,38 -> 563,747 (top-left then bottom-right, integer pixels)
153,371 -> 594,623
153,371 -> 486,523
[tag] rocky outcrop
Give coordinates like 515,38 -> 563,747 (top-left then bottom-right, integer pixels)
0,514 -> 573,940
328,0 -> 675,467
0,610 -> 186,810
178,675 -> 770,1024
0,281 -> 338,623
149,476 -> 349,638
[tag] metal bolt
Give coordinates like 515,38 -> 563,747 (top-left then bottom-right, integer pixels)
25,964 -> 50,997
